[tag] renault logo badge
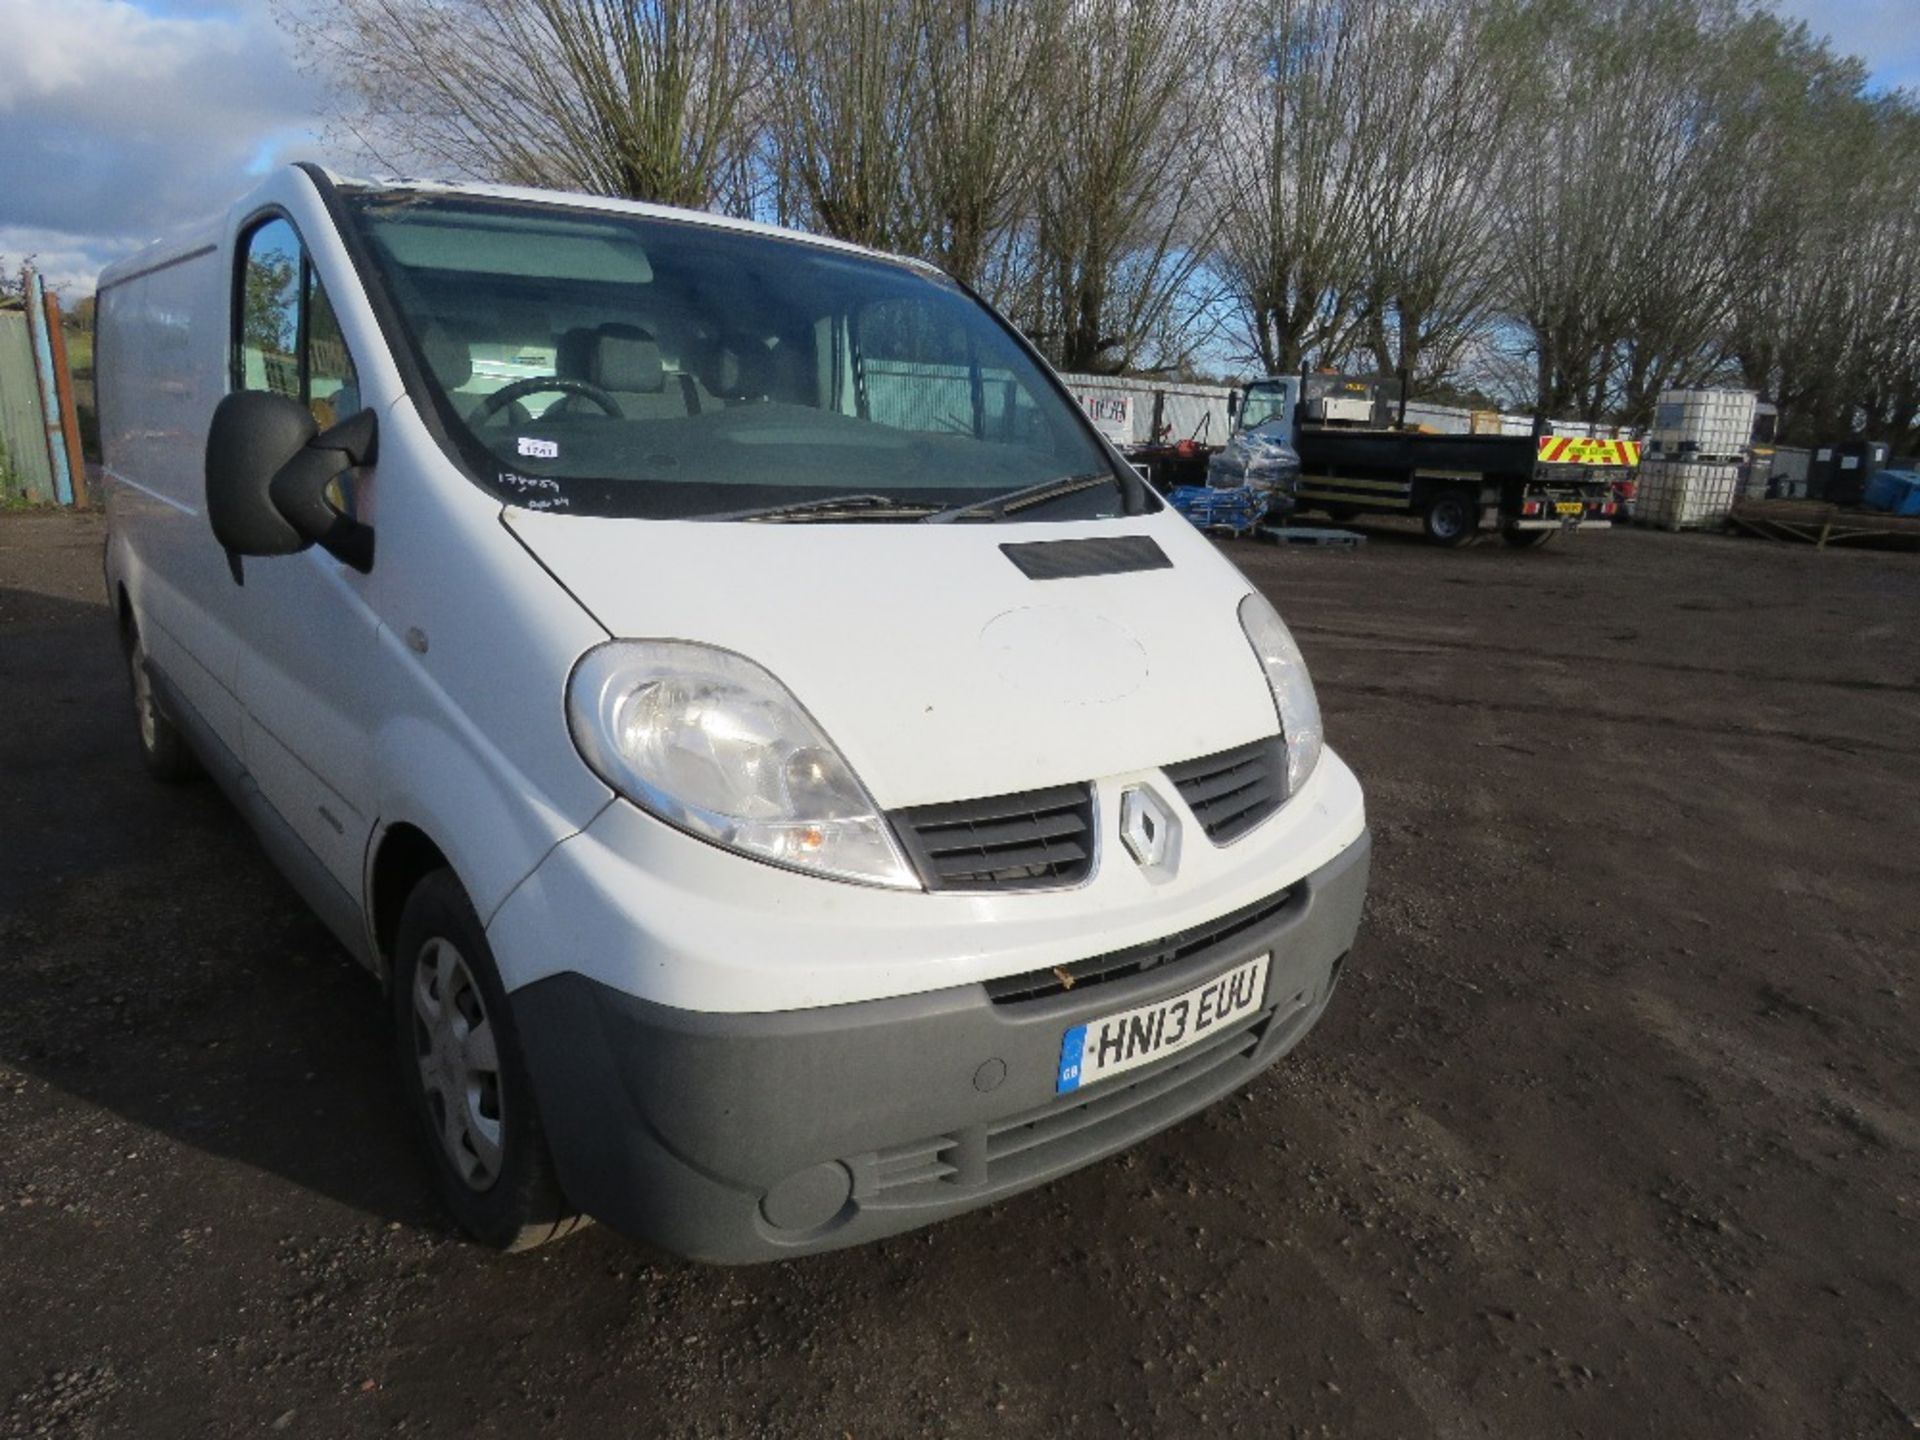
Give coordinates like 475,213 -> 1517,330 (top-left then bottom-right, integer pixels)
1119,785 -> 1181,882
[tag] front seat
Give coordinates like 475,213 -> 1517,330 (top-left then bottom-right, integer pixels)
418,320 -> 532,427
702,333 -> 787,405
558,324 -> 700,419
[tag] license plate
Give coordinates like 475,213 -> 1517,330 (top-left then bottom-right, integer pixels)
1055,955 -> 1270,1093
1554,501 -> 1583,516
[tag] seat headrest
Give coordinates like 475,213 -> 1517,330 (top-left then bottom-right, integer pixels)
417,321 -> 472,390
591,324 -> 663,394
708,334 -> 775,400
556,326 -> 594,382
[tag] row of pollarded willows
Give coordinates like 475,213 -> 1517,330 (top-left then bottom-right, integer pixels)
277,0 -> 1920,449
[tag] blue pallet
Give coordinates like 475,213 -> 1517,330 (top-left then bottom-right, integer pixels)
1169,485 -> 1271,534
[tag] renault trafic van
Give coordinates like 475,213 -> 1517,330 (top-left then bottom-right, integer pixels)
96,166 -> 1369,1260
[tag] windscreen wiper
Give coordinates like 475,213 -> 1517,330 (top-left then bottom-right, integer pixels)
695,493 -> 943,523
921,471 -> 1119,524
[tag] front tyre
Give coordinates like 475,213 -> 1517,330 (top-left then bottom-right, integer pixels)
124,622 -> 199,782
392,869 -> 586,1251
1421,489 -> 1480,547
1501,527 -> 1556,549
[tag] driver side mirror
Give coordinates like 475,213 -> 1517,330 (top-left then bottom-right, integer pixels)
205,391 -> 377,577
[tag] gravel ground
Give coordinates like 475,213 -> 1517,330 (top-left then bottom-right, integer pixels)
2,510 -> 1916,1439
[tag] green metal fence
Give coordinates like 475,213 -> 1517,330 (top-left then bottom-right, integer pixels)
0,309 -> 58,503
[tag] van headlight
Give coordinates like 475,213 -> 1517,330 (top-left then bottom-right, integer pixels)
567,640 -> 919,889
1237,592 -> 1323,796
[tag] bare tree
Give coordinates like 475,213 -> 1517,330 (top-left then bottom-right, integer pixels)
1850,112 -> 1920,451
1350,0 -> 1528,387
1212,0 -> 1374,377
283,0 -> 762,210
752,0 -> 926,248
0,256 -> 39,308
1493,0 -> 1769,422
1725,19 -> 1920,448
282,0 -> 1920,424
1006,0 -> 1225,373
910,0 -> 1062,295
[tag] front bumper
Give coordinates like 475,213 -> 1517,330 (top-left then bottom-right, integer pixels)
1509,517 -> 1612,531
512,829 -> 1370,1262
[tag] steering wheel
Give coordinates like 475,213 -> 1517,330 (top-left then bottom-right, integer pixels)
470,375 -> 625,424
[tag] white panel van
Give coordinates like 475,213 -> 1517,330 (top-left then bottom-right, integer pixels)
96,166 -> 1369,1259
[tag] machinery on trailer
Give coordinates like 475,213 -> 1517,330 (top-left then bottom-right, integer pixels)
1228,374 -> 1638,547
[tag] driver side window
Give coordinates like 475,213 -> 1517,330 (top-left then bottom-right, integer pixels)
236,217 -> 360,428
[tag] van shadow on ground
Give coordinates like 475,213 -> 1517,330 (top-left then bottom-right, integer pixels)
0,584 -> 440,1233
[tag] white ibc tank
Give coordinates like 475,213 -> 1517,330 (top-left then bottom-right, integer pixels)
1650,388 -> 1757,462
1635,458 -> 1742,530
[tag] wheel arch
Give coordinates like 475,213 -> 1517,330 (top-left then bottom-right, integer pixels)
115,582 -> 135,648
365,713 -> 608,984
368,821 -> 452,979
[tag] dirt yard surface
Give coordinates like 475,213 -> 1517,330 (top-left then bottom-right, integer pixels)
3,510 -> 1916,1438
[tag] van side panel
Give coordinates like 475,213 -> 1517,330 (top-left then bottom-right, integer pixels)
278,173 -> 620,945
102,173 -> 620,974
349,410 -> 618,937
98,237 -> 246,752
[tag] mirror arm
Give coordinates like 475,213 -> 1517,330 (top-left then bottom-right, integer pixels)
321,408 -> 378,468
266,409 -> 380,574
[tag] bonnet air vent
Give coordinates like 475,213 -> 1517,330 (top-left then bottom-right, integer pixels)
1000,536 -> 1172,581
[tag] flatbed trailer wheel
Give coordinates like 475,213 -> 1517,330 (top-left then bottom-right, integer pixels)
1502,527 -> 1556,549
1421,489 -> 1479,547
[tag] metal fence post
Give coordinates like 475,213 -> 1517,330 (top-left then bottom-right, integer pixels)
25,270 -> 75,506
41,289 -> 88,506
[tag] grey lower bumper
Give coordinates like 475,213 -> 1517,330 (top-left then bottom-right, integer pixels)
513,830 -> 1371,1263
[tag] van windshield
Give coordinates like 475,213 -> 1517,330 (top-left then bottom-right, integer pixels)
340,191 -> 1129,522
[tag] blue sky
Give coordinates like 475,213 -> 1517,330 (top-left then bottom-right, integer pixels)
1,0 -> 1915,294
1781,0 -> 1920,92
0,0 -> 330,290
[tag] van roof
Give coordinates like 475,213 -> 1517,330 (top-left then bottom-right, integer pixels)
98,164 -> 941,292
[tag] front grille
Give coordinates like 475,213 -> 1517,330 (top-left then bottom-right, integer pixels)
983,1013 -> 1267,1166
1164,737 -> 1287,844
860,1007 -> 1276,1205
985,883 -> 1297,1005
893,783 -> 1095,892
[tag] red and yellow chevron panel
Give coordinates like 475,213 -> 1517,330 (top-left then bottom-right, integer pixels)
1536,435 -> 1642,467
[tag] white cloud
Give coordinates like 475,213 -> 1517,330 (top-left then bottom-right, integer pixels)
0,0 -> 338,292
0,225 -> 137,296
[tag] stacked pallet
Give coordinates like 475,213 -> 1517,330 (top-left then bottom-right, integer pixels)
1168,485 -> 1272,536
